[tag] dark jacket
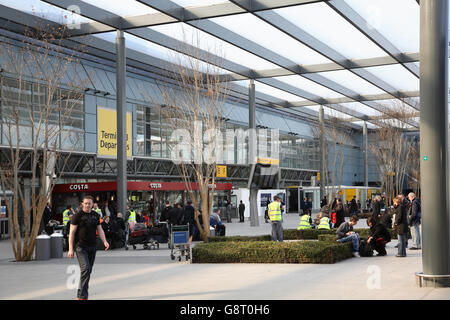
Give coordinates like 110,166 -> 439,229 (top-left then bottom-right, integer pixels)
159,205 -> 172,222
183,205 -> 195,227
111,217 -> 126,233
168,207 -> 183,225
101,221 -> 113,238
408,198 -> 421,226
334,203 -> 346,227
394,203 -> 409,235
239,203 -> 245,214
370,222 -> 391,242
372,201 -> 381,223
380,210 -> 392,229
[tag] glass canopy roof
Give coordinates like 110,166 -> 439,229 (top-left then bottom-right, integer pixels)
0,0 -> 426,130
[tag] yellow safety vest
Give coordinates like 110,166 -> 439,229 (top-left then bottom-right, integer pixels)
318,216 -> 331,230
127,210 -> 136,223
297,214 -> 312,230
268,201 -> 282,222
63,209 -> 70,226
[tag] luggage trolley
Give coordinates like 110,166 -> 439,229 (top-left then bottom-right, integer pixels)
169,224 -> 190,261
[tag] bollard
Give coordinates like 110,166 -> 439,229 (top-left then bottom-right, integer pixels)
50,232 -> 64,258
35,234 -> 51,260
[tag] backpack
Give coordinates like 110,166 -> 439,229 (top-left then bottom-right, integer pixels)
359,239 -> 374,257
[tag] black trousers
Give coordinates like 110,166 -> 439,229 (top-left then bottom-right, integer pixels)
75,246 -> 97,299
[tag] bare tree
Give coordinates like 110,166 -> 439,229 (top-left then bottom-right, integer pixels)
140,26 -> 231,242
0,23 -> 87,261
369,101 -> 414,204
325,112 -> 354,200
309,110 -> 353,202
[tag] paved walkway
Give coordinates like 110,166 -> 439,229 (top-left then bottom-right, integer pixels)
0,213 -> 449,300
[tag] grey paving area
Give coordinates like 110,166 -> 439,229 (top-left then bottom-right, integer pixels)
0,213 -> 449,300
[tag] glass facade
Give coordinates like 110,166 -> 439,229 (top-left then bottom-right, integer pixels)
0,76 -> 84,151
0,74 -> 318,171
134,103 -> 319,170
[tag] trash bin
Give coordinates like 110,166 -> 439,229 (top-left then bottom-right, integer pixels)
35,234 -> 51,260
50,232 -> 64,258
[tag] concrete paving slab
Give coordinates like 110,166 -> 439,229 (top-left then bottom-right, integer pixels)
0,213 -> 449,300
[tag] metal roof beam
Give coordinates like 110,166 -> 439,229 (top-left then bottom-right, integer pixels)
326,0 -> 420,77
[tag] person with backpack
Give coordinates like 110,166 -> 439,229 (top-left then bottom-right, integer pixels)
367,216 -> 391,256
336,215 -> 360,257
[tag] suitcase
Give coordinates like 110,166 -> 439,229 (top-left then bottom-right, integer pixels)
359,239 -> 374,257
130,229 -> 148,238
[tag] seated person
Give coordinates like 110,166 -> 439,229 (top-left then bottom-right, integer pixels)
336,215 -> 360,257
297,212 -> 313,230
210,209 -> 225,236
317,212 -> 332,230
367,216 -> 391,256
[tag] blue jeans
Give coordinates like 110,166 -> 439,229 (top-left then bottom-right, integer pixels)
338,233 -> 360,252
397,234 -> 407,256
410,222 -> 421,249
271,221 -> 283,242
75,246 -> 97,299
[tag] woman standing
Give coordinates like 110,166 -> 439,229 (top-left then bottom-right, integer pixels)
393,196 -> 408,257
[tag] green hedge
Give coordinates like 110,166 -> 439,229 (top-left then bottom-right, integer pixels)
318,234 -> 338,242
192,240 -> 353,264
207,228 -> 401,243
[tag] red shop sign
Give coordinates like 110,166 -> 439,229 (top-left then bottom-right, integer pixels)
53,181 -> 232,193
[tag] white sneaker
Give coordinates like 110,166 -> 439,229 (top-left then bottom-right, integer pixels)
352,252 -> 360,257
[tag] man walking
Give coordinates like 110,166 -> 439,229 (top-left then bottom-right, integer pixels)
68,195 -> 109,300
407,192 -> 421,250
268,196 -> 285,242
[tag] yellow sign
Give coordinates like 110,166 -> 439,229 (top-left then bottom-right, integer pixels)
97,107 -> 132,157
256,157 -> 280,165
317,172 -> 320,181
216,165 -> 227,178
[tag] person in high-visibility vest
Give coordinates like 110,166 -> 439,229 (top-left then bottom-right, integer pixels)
297,212 -> 313,230
93,203 -> 102,218
317,213 -> 331,230
62,205 -> 74,226
268,196 -> 285,241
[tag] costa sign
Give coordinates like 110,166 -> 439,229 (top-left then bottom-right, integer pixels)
53,181 -> 232,193
69,184 -> 89,191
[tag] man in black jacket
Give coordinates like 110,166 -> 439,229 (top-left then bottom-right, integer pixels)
367,216 -> 391,256
168,203 -> 184,225
407,193 -> 421,250
393,196 -> 408,257
159,201 -> 172,223
238,201 -> 245,222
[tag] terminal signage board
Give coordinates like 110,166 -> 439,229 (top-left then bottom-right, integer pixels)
53,181 -> 233,193
97,107 -> 132,158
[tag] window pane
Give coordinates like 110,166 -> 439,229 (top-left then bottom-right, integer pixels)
150,106 -> 161,158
